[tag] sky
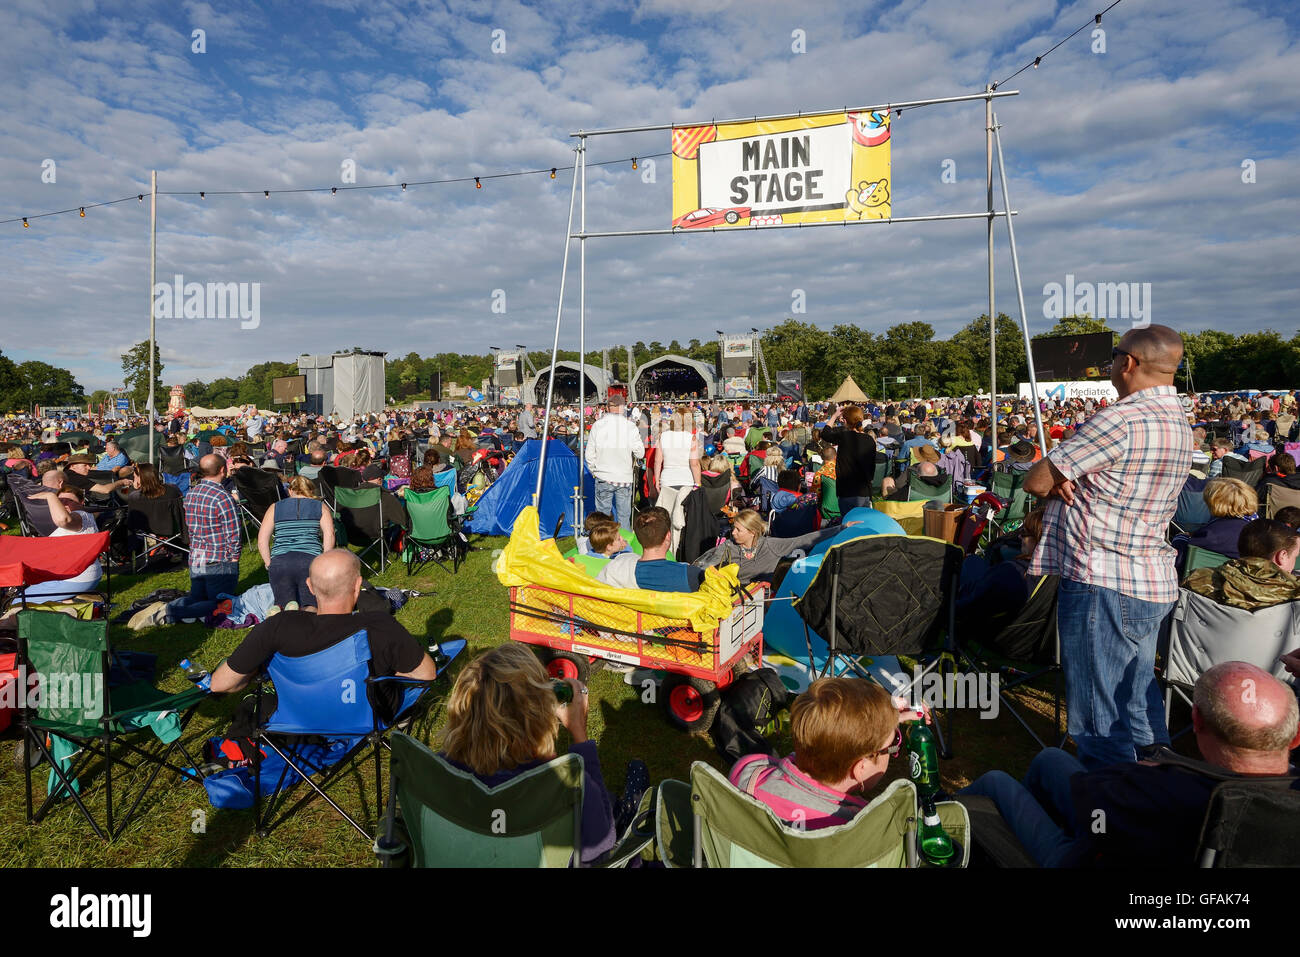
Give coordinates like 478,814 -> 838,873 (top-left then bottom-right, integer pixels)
1,0 -> 1297,392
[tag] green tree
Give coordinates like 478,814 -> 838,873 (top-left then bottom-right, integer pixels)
0,350 -> 26,412
951,313 -> 1028,394
122,341 -> 165,412
18,360 -> 85,408
1034,315 -> 1118,342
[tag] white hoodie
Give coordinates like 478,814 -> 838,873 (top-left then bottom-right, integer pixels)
597,552 -> 640,590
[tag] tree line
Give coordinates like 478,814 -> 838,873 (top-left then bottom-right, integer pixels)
1,316 -> 1293,414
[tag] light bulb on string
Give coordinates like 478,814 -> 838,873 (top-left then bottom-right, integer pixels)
331,187 -> 337,195
263,190 -> 269,198
401,183 -> 406,191
138,195 -> 143,202
631,157 -> 638,170
22,217 -> 29,228
79,207 -> 85,217
550,168 -> 556,179
199,191 -> 204,199
475,177 -> 481,189
1033,56 -> 1041,68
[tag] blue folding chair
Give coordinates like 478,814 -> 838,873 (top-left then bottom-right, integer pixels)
252,629 -> 466,840
162,470 -> 191,496
432,468 -> 457,493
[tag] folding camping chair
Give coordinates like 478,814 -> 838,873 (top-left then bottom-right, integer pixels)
334,485 -> 406,575
376,731 -> 655,867
231,466 -> 286,542
654,762 -> 970,868
315,464 -> 363,511
792,534 -> 964,756
1263,482 -> 1300,519
16,610 -> 207,841
251,629 -> 465,841
985,470 -> 1032,539
4,473 -> 54,537
1158,587 -> 1298,738
402,487 -> 467,575
1197,776 -> 1300,867
157,445 -> 187,477
125,489 -> 189,572
907,474 -> 953,505
1170,477 -> 1212,537
954,574 -> 1065,752
769,497 -> 819,537
1221,455 -> 1265,489
1183,545 -> 1231,576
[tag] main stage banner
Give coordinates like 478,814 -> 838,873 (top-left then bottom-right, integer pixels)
671,110 -> 891,230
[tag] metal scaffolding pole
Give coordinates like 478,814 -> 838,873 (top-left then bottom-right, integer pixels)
572,209 -> 1015,240
986,85 -> 997,461
148,170 -> 158,465
534,151 -> 581,508
576,139 -> 587,525
992,112 -> 1049,454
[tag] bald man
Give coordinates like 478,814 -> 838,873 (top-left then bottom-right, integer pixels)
960,662 -> 1299,866
166,453 -> 242,623
1024,325 -> 1194,769
210,550 -> 437,719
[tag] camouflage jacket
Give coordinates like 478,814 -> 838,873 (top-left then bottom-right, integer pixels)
1183,557 -> 1300,612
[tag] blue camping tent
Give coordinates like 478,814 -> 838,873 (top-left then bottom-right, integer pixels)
465,438 -> 593,538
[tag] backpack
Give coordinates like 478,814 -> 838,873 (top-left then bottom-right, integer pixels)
711,668 -> 795,766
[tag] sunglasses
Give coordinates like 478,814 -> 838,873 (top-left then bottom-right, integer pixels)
871,727 -> 904,759
1112,347 -> 1140,368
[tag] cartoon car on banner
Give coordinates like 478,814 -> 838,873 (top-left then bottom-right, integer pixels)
846,110 -> 891,147
672,206 -> 752,229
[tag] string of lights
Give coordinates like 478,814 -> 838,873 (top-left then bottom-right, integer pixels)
3,151 -> 670,228
993,0 -> 1125,90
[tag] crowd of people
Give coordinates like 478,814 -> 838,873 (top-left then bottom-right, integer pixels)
3,320 -> 1298,866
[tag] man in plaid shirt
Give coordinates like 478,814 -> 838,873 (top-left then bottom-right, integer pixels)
1026,325 -> 1193,769
167,454 -> 242,623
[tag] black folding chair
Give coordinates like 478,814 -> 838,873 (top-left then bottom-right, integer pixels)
793,534 -> 964,757
954,574 -> 1065,752
231,467 -> 286,543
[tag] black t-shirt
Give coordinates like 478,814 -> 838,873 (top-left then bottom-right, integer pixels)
818,427 -> 877,498
227,611 -> 426,720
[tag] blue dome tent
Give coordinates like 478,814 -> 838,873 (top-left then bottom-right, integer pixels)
465,438 -> 593,538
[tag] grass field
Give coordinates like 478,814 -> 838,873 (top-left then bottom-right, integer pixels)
0,531 -> 1081,867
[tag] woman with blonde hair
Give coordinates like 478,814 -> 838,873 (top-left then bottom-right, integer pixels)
1174,477 -> 1258,575
257,475 -> 335,613
439,643 -> 617,865
654,405 -> 702,553
695,508 -> 832,585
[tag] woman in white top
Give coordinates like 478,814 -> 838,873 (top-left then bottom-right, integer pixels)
24,484 -> 103,599
654,407 -> 702,553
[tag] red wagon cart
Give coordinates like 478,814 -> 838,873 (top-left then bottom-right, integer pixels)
508,581 -> 766,732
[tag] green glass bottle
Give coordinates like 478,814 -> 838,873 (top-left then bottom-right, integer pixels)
917,797 -> 955,867
905,717 -> 940,802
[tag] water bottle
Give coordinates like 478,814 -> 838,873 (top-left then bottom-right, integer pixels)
179,658 -> 211,691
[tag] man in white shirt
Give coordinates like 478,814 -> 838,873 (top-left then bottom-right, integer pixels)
586,399 -> 644,531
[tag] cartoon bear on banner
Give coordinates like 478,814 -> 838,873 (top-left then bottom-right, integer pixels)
845,179 -> 890,219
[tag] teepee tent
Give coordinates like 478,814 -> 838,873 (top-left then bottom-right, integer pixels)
828,376 -> 868,404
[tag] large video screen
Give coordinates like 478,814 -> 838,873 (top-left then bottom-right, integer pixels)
1031,332 -> 1113,381
271,374 -> 308,405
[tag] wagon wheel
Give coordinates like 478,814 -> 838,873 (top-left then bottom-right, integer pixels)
532,647 -> 591,683
661,673 -> 721,733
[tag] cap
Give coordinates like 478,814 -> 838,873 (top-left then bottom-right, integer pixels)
66,453 -> 96,465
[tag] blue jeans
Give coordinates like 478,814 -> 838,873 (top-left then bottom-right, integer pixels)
269,551 -> 315,608
960,747 -> 1087,866
167,560 -> 240,622
594,481 -> 633,531
1058,578 -> 1173,770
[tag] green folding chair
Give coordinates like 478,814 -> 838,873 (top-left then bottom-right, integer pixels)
401,487 -> 466,576
987,469 -> 1033,539
655,763 -> 970,868
377,732 -> 654,868
818,475 -> 841,525
907,473 -> 953,504
17,610 -> 207,841
1184,545 -> 1231,575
